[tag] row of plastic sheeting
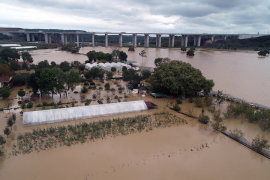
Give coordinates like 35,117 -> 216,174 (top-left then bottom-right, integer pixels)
23,100 -> 148,126
85,62 -> 131,71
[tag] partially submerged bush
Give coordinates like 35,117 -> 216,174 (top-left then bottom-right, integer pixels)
229,129 -> 245,140
198,114 -> 210,124
173,103 -> 181,112
252,134 -> 270,151
176,98 -> 182,104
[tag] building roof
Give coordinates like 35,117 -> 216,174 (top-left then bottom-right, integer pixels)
17,61 -> 30,66
0,76 -> 12,82
23,100 -> 148,126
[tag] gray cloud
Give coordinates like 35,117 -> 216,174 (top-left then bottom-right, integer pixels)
0,0 -> 269,34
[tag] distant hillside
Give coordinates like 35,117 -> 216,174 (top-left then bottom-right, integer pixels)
0,33 -> 10,40
204,35 -> 270,50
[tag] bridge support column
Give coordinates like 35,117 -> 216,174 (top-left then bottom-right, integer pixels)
156,34 -> 161,47
169,34 -> 175,47
82,34 -> 84,47
31,34 -> 35,41
26,33 -> 30,42
197,35 -> 201,47
211,35 -> 215,41
44,34 -> 48,44
194,36 -> 197,46
92,33 -> 95,47
61,34 -> 65,45
184,35 -> 188,47
224,35 -> 227,40
132,34 -> 137,47
144,34 -> 149,47
76,34 -> 79,46
48,34 -> 51,43
105,33 -> 108,47
70,34 -> 73,44
119,34 -> 122,47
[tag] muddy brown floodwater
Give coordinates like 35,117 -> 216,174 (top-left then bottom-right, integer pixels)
0,47 -> 269,179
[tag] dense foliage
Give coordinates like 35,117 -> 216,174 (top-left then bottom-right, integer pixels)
150,61 -> 214,97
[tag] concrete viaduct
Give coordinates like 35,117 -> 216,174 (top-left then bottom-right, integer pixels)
9,30 -> 267,48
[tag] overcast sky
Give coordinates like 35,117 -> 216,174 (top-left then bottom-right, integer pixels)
0,0 -> 269,34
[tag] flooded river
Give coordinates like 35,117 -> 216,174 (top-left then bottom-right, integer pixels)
30,47 -> 270,107
0,47 -> 269,179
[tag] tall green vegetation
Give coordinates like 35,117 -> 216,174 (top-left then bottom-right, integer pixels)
21,52 -> 33,63
0,48 -> 20,63
150,61 -> 214,97
0,86 -> 11,99
252,135 -> 270,151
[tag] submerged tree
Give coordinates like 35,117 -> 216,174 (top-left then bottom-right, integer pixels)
150,60 -> 214,97
139,50 -> 147,61
252,134 -> 270,151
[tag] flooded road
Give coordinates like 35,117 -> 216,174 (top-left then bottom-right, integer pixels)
30,47 -> 270,107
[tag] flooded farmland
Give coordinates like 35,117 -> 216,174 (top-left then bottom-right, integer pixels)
0,47 -> 270,179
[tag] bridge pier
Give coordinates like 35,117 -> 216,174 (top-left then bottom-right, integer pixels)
119,34 -> 122,47
92,33 -> 95,47
26,33 -> 30,42
44,34 -> 48,44
184,35 -> 188,47
156,34 -> 161,47
61,34 -> 65,45
65,34 -> 68,45
169,34 -> 175,47
197,35 -> 201,46
144,34 -> 149,47
211,35 -> 215,41
224,35 -> 227,40
132,34 -> 137,47
105,33 -> 108,47
31,34 -> 35,41
76,34 -> 79,46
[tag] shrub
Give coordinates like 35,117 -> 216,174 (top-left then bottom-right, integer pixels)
173,103 -> 181,112
189,97 -> 193,103
81,86 -> 88,93
27,102 -> 33,108
21,102 -> 26,109
99,86 -> 102,89
88,86 -> 92,89
85,99 -> 91,106
176,98 -> 182,104
122,66 -> 127,71
97,99 -> 103,104
229,129 -> 245,140
84,82 -> 89,86
18,101 -> 22,104
198,114 -> 210,124
106,71 -> 113,79
18,90 -> 26,98
194,98 -> 204,107
43,102 -> 48,106
36,104 -> 42,107
74,91 -> 79,94
114,95 -> 119,99
252,135 -> 270,151
90,82 -> 95,85
128,47 -> 135,51
186,49 -> 194,56
104,83 -> 110,90
92,94 -> 97,99
100,79 -> 104,83
111,67 -> 116,72
181,47 -> 187,52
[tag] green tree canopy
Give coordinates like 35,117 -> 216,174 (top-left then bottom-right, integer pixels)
86,50 -> 96,63
150,60 -> 214,97
22,52 -> 33,63
119,51 -> 128,61
65,69 -> 81,94
0,48 -> 20,63
52,68 -> 65,98
186,49 -> 195,56
18,90 -> 26,97
0,64 -> 13,77
59,61 -> 71,72
27,73 -> 39,94
9,60 -> 21,71
0,86 -> 11,99
35,68 -> 57,97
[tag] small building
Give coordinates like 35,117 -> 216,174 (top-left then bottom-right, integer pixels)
17,61 -> 30,67
0,76 -> 13,88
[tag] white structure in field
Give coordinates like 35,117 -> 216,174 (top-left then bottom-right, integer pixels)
85,62 -> 131,71
23,100 -> 148,126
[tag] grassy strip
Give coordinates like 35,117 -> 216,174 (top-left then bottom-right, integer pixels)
12,112 -> 187,156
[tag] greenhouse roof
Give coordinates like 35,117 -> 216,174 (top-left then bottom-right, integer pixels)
23,100 -> 148,126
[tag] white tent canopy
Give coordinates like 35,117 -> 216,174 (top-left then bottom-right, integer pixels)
23,100 -> 148,126
85,62 -> 132,71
